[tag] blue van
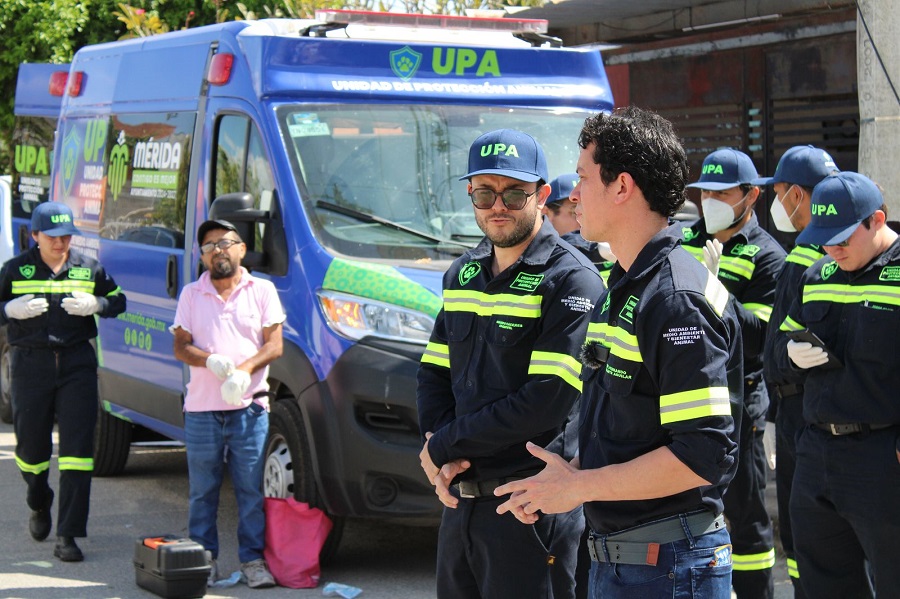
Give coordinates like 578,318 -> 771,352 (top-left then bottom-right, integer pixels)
34,10 -> 613,554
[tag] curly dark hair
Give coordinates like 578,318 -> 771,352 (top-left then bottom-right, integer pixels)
578,106 -> 688,218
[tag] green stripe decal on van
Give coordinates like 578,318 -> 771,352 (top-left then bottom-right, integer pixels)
322,258 -> 442,318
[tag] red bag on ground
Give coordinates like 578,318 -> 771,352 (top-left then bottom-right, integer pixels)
263,497 -> 332,588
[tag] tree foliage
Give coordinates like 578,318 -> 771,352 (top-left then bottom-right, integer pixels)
1,0 -> 545,172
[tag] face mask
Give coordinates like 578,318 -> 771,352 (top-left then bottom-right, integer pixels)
596,242 -> 616,263
702,194 -> 748,234
769,186 -> 799,232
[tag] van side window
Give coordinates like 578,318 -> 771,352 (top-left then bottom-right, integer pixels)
214,115 -> 275,252
96,112 -> 193,248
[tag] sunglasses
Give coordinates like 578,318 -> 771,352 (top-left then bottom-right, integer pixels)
469,188 -> 538,211
200,238 -> 242,255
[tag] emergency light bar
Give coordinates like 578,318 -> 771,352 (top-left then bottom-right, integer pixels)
314,9 -> 549,35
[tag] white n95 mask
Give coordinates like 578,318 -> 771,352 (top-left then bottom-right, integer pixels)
702,194 -> 748,234
769,188 -> 799,232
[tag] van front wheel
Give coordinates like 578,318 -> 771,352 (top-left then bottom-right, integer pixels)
93,402 -> 132,476
264,398 -> 344,564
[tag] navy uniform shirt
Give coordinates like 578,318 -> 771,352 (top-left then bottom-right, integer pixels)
580,226 -> 742,533
779,238 -> 900,425
0,245 -> 126,348
417,219 -> 604,481
681,213 -> 785,420
763,243 -> 826,409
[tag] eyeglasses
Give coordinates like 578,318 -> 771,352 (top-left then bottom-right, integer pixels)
200,239 -> 241,254
833,238 -> 851,248
469,188 -> 538,211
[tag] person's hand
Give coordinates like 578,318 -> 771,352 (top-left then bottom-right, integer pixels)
763,422 -> 777,470
61,291 -> 100,316
495,442 -> 582,524
419,433 -> 440,484
4,294 -> 49,320
787,340 -> 828,369
703,239 -> 723,277
220,370 -> 251,406
433,459 -> 470,509
206,354 -> 235,381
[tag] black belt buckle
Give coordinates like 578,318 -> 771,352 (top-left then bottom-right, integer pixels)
586,533 -> 600,562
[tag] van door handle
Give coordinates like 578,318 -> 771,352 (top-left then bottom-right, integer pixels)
166,254 -> 178,298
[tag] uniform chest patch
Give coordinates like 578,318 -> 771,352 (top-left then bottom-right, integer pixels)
68,267 -> 92,280
510,272 -> 543,292
458,262 -> 481,287
821,261 -> 838,280
18,265 -> 35,279
618,295 -> 639,324
662,326 -> 704,346
879,266 -> 900,282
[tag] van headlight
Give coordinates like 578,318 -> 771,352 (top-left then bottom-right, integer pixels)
317,290 -> 435,344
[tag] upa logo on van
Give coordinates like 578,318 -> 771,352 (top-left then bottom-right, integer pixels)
108,132 -> 130,202
390,46 -> 422,81
433,48 -> 500,77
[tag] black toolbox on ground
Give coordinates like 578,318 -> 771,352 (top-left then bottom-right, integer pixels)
134,535 -> 210,599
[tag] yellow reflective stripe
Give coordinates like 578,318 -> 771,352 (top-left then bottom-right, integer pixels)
743,302 -> 772,322
421,341 -> 450,368
803,283 -> 900,307
779,315 -> 805,332
786,558 -> 800,579
659,386 -> 731,424
528,351 -> 583,392
106,286 -> 123,297
12,280 -> 96,294
785,245 -> 824,268
705,272 -> 729,317
15,455 -> 50,475
719,256 -> 755,280
732,548 -> 776,571
59,456 -> 94,471
585,322 -> 641,362
443,290 -> 542,318
683,245 -> 704,260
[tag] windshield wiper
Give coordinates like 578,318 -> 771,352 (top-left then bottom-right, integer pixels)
316,200 -> 474,249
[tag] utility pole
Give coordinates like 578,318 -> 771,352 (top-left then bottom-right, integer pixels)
857,0 -> 900,216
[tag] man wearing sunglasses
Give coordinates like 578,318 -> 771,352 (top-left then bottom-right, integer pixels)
776,172 -> 900,598
171,219 -> 285,589
417,129 -> 603,598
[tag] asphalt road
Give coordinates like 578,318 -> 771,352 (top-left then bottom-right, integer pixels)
0,421 -> 795,598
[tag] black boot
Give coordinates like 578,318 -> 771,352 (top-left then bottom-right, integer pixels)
53,536 -> 84,562
29,490 -> 53,541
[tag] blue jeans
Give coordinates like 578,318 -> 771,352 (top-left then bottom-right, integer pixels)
185,405 -> 268,563
589,525 -> 732,598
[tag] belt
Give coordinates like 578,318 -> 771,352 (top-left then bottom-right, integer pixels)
455,477 -> 523,499
814,422 -> 895,436
587,512 -> 725,566
775,383 -> 803,399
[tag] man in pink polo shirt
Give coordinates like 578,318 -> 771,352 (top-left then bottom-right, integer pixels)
171,219 -> 285,589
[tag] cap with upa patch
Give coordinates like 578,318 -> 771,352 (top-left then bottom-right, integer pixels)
686,148 -> 758,191
796,172 -> 884,246
197,219 -> 240,244
546,174 -> 579,205
31,202 -> 81,237
459,129 -> 548,183
752,145 -> 839,188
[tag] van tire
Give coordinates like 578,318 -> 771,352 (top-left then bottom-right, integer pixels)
0,326 -> 12,424
93,402 -> 132,476
265,398 -> 344,564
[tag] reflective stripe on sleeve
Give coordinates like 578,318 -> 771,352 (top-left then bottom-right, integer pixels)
786,558 -> 800,580
779,315 -> 805,333
421,341 -> 450,368
659,386 -> 731,424
705,272 -> 730,317
742,302 -> 773,322
528,350 -> 583,392
732,548 -> 776,571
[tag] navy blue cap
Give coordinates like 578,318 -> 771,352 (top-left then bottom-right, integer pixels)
796,172 -> 883,246
752,145 -> 839,187
686,148 -> 758,191
459,129 -> 548,183
31,202 -> 81,237
546,174 -> 579,205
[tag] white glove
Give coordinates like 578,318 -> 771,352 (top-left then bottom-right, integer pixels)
206,354 -> 235,381
61,291 -> 100,316
220,370 -> 251,406
4,294 -> 49,320
786,340 -> 829,369
702,239 -> 723,277
763,422 -> 776,470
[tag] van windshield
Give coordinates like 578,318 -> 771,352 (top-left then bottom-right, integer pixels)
277,104 -> 594,262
